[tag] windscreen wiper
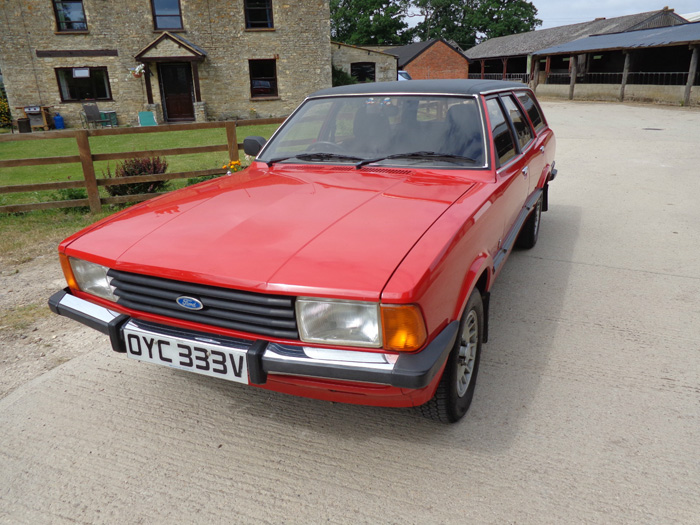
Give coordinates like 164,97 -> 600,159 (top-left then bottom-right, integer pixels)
355,151 -> 477,169
266,152 -> 363,167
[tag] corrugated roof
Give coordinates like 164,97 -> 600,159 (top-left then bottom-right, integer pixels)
464,9 -> 685,60
533,20 -> 700,55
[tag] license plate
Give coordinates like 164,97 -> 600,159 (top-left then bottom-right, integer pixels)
123,323 -> 248,384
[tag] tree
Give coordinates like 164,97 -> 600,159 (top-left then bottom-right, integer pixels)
331,0 -> 412,45
409,0 -> 541,48
472,0 -> 542,41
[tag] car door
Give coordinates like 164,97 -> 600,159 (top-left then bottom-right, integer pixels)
516,91 -> 553,197
485,96 -> 529,262
500,94 -> 537,201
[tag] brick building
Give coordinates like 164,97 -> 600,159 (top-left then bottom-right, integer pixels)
331,42 -> 397,83
383,38 -> 469,79
0,0 -> 331,127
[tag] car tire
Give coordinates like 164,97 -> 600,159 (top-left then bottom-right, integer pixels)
418,289 -> 483,423
516,194 -> 542,250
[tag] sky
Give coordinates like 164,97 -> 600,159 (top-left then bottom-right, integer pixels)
533,1 -> 700,29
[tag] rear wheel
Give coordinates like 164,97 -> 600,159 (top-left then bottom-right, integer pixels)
516,195 -> 542,249
419,289 -> 483,423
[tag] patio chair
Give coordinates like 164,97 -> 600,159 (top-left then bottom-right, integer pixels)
80,103 -> 112,129
138,111 -> 158,126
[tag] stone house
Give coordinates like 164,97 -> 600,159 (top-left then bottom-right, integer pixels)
382,38 -> 470,79
330,42 -> 397,83
0,0 -> 332,127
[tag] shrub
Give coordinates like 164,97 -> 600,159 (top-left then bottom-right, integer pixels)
0,84 -> 12,128
332,65 -> 357,87
103,156 -> 169,196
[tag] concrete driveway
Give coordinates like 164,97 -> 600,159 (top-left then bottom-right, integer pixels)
1,100 -> 699,524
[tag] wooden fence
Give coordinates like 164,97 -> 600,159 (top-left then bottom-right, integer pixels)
0,117 -> 285,214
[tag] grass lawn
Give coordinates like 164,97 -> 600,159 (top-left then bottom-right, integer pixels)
0,122 -> 280,263
0,123 -> 280,204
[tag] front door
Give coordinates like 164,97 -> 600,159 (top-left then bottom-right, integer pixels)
159,63 -> 195,122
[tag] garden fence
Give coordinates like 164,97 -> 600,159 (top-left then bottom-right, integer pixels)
0,118 -> 285,214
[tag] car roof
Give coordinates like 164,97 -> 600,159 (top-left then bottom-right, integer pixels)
309,79 -> 530,98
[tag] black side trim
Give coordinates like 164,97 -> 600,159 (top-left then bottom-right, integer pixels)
493,188 -> 543,273
247,340 -> 269,385
391,321 -> 459,389
482,292 -> 490,344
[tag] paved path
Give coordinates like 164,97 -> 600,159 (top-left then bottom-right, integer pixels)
1,101 -> 699,524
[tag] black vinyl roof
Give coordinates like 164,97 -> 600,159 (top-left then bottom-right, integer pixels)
309,79 -> 529,98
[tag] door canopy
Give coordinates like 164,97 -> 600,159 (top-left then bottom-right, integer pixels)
135,32 -> 207,63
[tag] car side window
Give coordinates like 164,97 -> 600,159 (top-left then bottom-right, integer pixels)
517,92 -> 546,133
502,95 -> 533,151
486,98 -> 516,167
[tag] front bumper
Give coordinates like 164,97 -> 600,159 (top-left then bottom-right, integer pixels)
49,289 -> 457,390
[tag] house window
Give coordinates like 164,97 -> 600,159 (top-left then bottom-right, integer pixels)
56,67 -> 112,102
53,1 -> 87,32
249,59 -> 278,98
151,0 -> 183,30
351,62 -> 376,83
245,0 -> 274,29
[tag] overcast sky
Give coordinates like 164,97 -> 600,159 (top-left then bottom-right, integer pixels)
533,1 -> 700,29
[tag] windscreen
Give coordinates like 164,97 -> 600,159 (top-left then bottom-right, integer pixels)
259,95 -> 486,168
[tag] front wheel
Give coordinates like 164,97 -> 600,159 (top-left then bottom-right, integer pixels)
419,289 -> 483,423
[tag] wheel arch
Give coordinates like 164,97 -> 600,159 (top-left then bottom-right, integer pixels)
454,254 -> 492,344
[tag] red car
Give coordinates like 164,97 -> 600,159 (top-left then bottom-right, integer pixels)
49,80 -> 556,423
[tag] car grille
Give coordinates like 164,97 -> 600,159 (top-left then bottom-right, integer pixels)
107,269 -> 298,339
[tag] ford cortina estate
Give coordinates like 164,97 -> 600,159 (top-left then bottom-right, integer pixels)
50,80 -> 556,422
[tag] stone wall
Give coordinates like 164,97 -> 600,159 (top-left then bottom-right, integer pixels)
535,83 -> 700,106
0,0 -> 331,128
404,41 -> 469,80
331,43 -> 397,82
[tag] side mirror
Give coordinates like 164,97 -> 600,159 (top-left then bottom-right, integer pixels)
243,136 -> 267,156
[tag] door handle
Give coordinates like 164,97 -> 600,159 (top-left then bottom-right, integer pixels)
522,166 -> 529,177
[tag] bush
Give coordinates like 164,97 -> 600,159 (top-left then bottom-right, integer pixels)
332,65 -> 357,87
103,156 -> 169,196
0,84 -> 12,128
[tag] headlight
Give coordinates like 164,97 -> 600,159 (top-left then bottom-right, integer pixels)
296,298 -> 428,351
64,256 -> 116,302
296,298 -> 381,348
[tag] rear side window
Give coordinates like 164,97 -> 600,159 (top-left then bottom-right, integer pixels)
502,95 -> 533,150
517,92 -> 545,133
486,98 -> 516,167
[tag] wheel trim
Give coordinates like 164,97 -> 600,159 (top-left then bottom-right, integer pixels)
456,310 -> 478,397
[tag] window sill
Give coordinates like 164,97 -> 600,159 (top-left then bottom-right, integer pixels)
54,30 -> 89,35
61,99 -> 114,104
250,96 -> 280,101
245,28 -> 276,32
153,29 -> 186,33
